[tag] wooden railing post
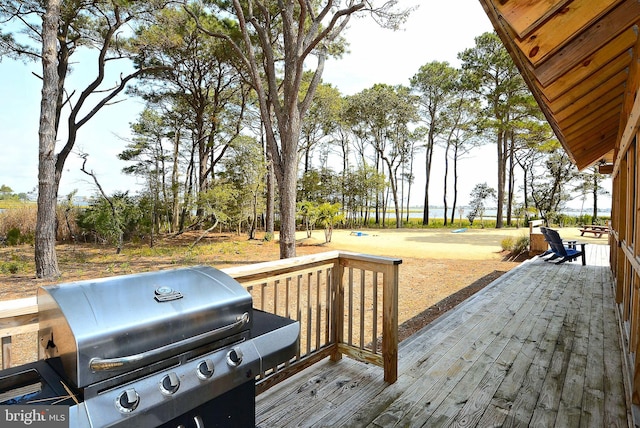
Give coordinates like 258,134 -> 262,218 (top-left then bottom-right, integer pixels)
330,259 -> 344,362
2,336 -> 11,369
382,262 -> 399,383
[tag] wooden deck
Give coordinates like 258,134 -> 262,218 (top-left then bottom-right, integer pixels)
256,245 -> 632,427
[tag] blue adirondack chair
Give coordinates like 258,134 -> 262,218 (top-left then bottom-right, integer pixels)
538,227 -> 554,257
539,226 -> 566,259
539,227 -> 586,265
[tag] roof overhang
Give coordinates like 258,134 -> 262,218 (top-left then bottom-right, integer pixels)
478,0 -> 640,171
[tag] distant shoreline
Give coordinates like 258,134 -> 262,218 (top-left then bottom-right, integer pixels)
379,207 -> 611,219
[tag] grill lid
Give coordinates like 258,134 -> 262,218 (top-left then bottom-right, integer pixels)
37,266 -> 252,388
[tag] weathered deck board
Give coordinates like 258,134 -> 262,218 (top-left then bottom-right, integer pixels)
366,266 -> 549,426
256,244 -> 631,427
602,259 -> 631,427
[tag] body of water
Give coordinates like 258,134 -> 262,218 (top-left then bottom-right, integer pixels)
388,207 -> 611,220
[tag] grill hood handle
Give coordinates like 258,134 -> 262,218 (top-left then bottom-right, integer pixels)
89,312 -> 250,372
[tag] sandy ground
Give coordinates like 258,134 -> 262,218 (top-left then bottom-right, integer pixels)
297,226 -> 606,260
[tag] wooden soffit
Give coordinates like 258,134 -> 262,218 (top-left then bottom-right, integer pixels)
478,0 -> 640,170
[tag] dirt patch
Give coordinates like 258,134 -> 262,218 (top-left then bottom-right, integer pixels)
397,269 -> 507,342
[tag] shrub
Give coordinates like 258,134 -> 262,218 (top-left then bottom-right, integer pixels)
576,214 -> 592,226
6,228 -> 21,246
500,237 -> 515,252
0,253 -> 30,274
513,235 -> 530,255
0,261 -> 20,274
77,192 -> 143,247
501,235 -> 529,256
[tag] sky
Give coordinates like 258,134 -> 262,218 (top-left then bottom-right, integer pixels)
0,1 -> 610,211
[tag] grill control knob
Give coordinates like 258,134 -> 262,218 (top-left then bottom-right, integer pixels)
116,388 -> 140,413
159,372 -> 180,395
227,347 -> 243,367
197,359 -> 215,379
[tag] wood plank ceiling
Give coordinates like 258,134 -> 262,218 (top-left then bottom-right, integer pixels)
478,0 -> 640,170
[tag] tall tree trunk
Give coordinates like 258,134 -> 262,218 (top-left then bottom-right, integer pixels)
158,138 -> 168,236
451,144 -> 459,225
400,162 -> 405,224
385,160 -> 402,228
443,140 -> 451,226
266,162 -> 275,235
523,170 -> 529,213
592,174 -> 599,222
405,163 -> 412,224
382,187 -> 388,228
422,142 -> 435,225
275,127 -> 299,257
35,0 -> 62,279
340,132 -> 349,222
171,128 -> 181,233
195,113 -> 208,219
151,160 -> 158,248
404,142 -> 415,224
506,154 -> 513,226
264,127 -> 275,239
249,186 -> 259,239
506,130 -> 515,226
496,130 -> 506,228
405,183 -> 411,224
303,138 -> 311,173
179,145 -> 196,232
375,154 -> 382,225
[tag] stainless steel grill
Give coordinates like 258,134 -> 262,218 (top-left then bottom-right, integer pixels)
0,266 -> 299,427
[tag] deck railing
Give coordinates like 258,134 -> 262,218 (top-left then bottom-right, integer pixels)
0,297 -> 38,369
0,251 -> 401,393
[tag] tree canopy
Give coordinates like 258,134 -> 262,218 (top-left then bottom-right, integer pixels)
0,1 -> 610,276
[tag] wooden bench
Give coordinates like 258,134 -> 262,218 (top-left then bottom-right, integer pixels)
579,225 -> 609,238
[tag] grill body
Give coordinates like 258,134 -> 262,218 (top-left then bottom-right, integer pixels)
38,266 -> 254,388
0,266 -> 299,427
